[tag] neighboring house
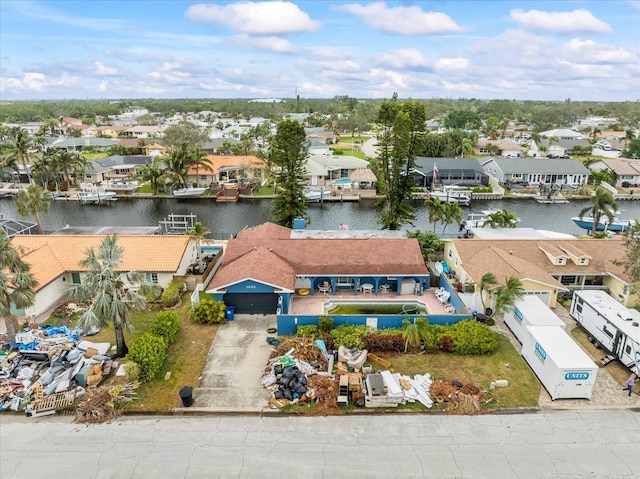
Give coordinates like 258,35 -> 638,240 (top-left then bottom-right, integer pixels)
444,238 -> 638,308
482,157 -> 589,187
592,139 -> 622,158
122,125 -> 163,139
539,129 -> 585,140
412,158 -> 489,189
304,154 -> 369,186
588,158 -> 640,187
9,234 -> 196,320
306,139 -> 332,156
206,222 -> 430,315
142,143 -> 167,157
186,155 -> 267,186
475,138 -> 524,157
83,155 -> 153,184
46,137 -> 119,152
93,126 -> 129,138
201,138 -> 240,155
305,128 -> 338,144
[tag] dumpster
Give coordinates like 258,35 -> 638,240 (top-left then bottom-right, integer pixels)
224,306 -> 235,321
179,386 -> 194,407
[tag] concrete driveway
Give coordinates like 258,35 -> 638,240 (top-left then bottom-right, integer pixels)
190,314 -> 276,412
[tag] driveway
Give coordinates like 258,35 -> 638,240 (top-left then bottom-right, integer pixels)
190,314 -> 276,412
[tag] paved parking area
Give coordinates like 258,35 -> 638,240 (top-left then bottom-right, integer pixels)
189,314 -> 276,412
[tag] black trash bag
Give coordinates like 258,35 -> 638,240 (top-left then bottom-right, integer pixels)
354,398 -> 366,408
299,376 -> 307,386
282,366 -> 298,379
452,380 -> 464,389
283,389 -> 293,401
274,390 -> 285,400
278,377 -> 290,387
274,365 -> 283,376
295,384 -> 308,395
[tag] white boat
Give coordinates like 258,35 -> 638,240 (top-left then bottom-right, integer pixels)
77,188 -> 117,204
534,195 -> 570,204
571,214 -> 635,233
172,187 -> 207,197
460,210 -> 520,230
304,188 -> 331,202
429,186 -> 472,206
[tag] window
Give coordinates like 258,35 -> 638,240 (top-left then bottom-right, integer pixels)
560,275 -> 577,285
626,345 -> 632,355
448,249 -> 453,259
603,325 -> 613,339
71,272 -> 81,284
575,303 -> 583,313
147,273 -> 159,284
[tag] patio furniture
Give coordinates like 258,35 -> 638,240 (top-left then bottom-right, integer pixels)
380,284 -> 390,294
318,282 -> 331,294
361,283 -> 374,295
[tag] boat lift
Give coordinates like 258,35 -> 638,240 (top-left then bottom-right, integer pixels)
159,213 -> 198,234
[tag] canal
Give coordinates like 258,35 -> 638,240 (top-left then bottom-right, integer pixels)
2,196 -> 640,238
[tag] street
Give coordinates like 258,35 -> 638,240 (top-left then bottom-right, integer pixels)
2,411 -> 639,478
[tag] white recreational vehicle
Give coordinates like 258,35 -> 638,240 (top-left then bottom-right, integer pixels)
570,290 -> 640,375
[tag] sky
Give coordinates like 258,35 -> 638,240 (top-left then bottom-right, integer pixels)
1,0 -> 639,101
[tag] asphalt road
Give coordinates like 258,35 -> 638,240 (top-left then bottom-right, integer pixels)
2,411 -> 639,478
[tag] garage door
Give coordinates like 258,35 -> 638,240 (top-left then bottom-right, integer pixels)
524,291 -> 551,306
223,293 -> 279,314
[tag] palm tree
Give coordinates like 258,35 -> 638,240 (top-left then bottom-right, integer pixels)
578,186 -> 618,236
493,276 -> 525,316
188,147 -> 214,186
30,148 -> 60,190
14,185 -> 52,234
64,234 -> 161,357
406,230 -> 441,263
461,138 -> 474,158
162,144 -> 190,191
188,222 -> 211,260
0,231 -> 37,341
426,197 -> 445,233
55,150 -> 81,186
477,272 -> 498,311
484,208 -> 518,228
5,127 -> 34,184
139,157 -> 164,195
402,317 -> 429,353
440,201 -> 463,237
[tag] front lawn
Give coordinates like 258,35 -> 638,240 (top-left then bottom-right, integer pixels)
386,333 -> 541,409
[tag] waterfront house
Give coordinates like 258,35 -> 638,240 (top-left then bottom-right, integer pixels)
475,138 -> 524,157
83,155 -> 153,184
186,155 -> 266,186
9,235 -> 196,321
412,158 -> 489,189
482,157 -> 588,188
444,238 -> 638,308
588,158 -> 640,188
303,154 -> 370,187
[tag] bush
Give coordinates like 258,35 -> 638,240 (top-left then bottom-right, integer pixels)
187,298 -> 226,324
318,316 -> 334,332
364,329 -> 404,352
449,320 -> 498,355
149,311 -> 180,345
296,325 -> 318,338
161,280 -> 184,307
422,324 -> 448,351
330,323 -> 369,349
126,332 -> 167,382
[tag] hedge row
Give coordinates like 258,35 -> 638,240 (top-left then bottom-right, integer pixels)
127,311 -> 181,382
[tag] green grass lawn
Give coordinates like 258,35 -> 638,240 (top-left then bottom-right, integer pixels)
330,148 -> 367,159
82,152 -> 109,160
336,135 -> 370,144
372,333 -> 540,409
135,183 -> 153,194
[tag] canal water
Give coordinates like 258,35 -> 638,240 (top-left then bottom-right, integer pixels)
2,197 -> 640,238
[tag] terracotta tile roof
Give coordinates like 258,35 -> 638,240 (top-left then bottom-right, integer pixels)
209,224 -> 428,290
199,155 -> 266,175
452,238 -> 632,287
11,235 -> 191,290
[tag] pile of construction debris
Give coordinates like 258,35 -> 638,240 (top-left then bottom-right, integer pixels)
0,325 -> 117,417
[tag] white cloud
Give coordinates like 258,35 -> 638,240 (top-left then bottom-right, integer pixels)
230,34 -> 297,53
97,80 -> 108,93
434,57 -> 469,71
564,39 -> 635,64
185,1 -> 321,35
0,72 -> 79,92
374,48 -> 431,70
338,1 -> 463,35
94,61 -> 118,76
509,8 -> 612,34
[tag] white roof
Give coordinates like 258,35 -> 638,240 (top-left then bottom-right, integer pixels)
514,296 -> 565,327
469,227 -> 575,240
575,290 -> 640,342
525,326 -> 598,369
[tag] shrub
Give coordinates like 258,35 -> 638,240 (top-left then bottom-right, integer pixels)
330,323 -> 369,349
126,332 -> 167,382
124,361 -> 141,383
187,298 -> 226,324
450,320 -> 498,355
296,325 -> 318,338
422,324 -> 448,351
364,329 -> 404,352
149,311 -> 180,345
161,280 -> 184,307
318,316 -> 334,333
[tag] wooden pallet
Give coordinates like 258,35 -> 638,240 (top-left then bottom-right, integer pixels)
27,388 -> 83,417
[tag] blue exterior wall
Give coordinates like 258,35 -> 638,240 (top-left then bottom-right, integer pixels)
226,280 -> 276,293
439,275 -> 467,314
276,312 -> 470,336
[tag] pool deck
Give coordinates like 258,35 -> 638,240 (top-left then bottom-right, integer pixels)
288,288 -> 452,316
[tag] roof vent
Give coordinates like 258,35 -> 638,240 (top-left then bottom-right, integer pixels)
632,322 -> 639,327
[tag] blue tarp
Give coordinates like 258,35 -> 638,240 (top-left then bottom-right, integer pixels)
440,260 -> 450,274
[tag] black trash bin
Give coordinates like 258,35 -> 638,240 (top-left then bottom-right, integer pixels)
179,386 -> 194,407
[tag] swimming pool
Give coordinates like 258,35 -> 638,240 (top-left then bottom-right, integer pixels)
333,178 -> 353,186
201,245 -> 222,255
324,300 -> 428,315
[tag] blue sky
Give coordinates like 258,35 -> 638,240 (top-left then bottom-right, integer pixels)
1,1 -> 639,101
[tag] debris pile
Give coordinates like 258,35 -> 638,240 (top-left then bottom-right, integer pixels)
0,326 -> 116,417
364,370 -> 434,408
430,380 -> 483,415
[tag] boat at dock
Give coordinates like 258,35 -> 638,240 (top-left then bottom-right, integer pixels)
76,187 -> 117,204
172,187 -> 208,197
304,188 -> 331,202
460,210 -> 521,229
429,186 -> 472,206
534,195 -> 570,204
571,213 -> 635,233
